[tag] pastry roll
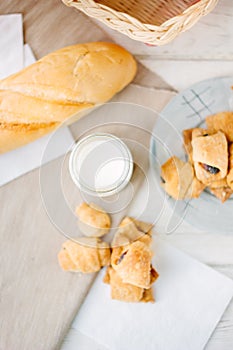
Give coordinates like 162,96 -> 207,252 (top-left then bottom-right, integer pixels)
76,202 -> 111,237
112,216 -> 152,248
104,267 -> 156,303
104,267 -> 144,303
112,241 -> 152,289
183,128 -> 209,163
111,217 -> 152,270
192,131 -> 228,184
227,144 -> 233,190
58,237 -> 110,273
206,112 -> 233,142
161,156 -> 194,199
108,217 -> 158,301
57,248 -> 78,271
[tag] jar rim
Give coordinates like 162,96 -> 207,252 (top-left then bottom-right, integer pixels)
69,133 -> 134,197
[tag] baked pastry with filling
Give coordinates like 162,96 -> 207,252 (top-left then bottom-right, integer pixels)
112,241 -> 152,289
104,267 -> 144,302
161,156 -> 194,199
76,202 -> 111,237
206,111 -> 233,142
58,237 -> 110,273
183,128 -> 210,163
161,156 -> 205,199
104,217 -> 159,303
104,267 -> 155,303
192,131 -> 228,184
227,143 -> 233,190
162,111 -> 233,202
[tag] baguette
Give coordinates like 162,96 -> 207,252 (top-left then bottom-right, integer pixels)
0,42 -> 137,153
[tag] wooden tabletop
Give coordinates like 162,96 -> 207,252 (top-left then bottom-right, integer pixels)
1,1 -> 233,349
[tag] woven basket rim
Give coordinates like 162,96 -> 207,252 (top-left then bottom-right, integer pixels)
64,0 -> 217,28
62,0 -> 219,44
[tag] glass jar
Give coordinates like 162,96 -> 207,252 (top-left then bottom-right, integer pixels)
69,133 -> 133,197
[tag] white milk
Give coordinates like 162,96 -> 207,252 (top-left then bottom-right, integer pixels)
69,133 -> 133,197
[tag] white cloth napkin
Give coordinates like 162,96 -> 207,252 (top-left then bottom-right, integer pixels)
62,239 -> 233,350
0,15 -> 74,186
0,14 -> 24,79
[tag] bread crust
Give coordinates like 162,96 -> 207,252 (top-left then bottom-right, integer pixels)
0,42 -> 137,153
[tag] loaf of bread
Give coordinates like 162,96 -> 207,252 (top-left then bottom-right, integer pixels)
0,42 -> 137,153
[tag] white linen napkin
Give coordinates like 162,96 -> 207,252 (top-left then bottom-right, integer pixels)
62,238 -> 233,350
24,43 -> 36,67
0,15 -> 74,187
0,14 -> 24,79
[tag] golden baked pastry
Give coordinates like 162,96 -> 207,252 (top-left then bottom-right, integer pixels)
58,237 -> 110,273
227,144 -> 233,190
58,212 -> 159,303
112,241 -> 152,289
161,156 -> 195,199
130,217 -> 153,235
162,110 -> 233,202
209,186 -> 233,203
104,267 -> 157,303
104,267 -> 145,303
76,202 -> 111,237
192,131 -> 228,184
112,216 -> 152,248
111,217 -> 152,267
104,217 -> 158,303
57,248 -> 78,271
206,112 -> 233,142
183,128 -> 194,162
141,288 -> 155,303
192,128 -> 209,139
209,177 -> 227,188
0,42 -> 137,153
183,128 -> 210,163
186,176 -> 206,198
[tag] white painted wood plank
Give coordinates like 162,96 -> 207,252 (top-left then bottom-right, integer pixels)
205,266 -> 233,350
159,232 -> 233,265
139,59 -> 233,91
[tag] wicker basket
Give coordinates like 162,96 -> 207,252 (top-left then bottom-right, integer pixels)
62,0 -> 218,45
